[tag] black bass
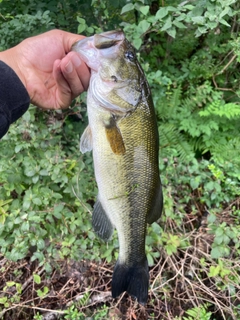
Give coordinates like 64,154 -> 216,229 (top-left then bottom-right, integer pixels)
72,30 -> 163,304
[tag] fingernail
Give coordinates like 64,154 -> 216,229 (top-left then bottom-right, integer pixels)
65,60 -> 73,73
72,54 -> 81,67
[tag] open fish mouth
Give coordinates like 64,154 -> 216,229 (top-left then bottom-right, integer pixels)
72,30 -> 125,71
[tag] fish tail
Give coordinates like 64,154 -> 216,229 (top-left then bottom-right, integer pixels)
111,256 -> 149,304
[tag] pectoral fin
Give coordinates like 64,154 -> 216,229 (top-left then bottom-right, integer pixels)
146,183 -> 163,224
92,198 -> 113,241
105,118 -> 125,155
80,125 -> 92,153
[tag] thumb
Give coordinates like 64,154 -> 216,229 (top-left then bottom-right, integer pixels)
61,31 -> 86,53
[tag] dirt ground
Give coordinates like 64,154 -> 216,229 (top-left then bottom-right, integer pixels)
0,208 -> 239,320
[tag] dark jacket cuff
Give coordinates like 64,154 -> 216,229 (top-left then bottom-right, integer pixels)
0,60 -> 30,138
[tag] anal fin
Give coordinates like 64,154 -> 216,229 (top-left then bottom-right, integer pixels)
92,198 -> 113,241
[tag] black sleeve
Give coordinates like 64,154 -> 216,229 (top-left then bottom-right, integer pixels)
0,61 -> 30,139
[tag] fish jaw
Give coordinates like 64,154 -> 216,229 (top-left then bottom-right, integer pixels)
73,30 -> 143,114
72,30 -> 124,72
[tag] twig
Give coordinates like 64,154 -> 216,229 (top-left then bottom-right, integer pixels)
212,75 -> 236,93
216,53 -> 237,75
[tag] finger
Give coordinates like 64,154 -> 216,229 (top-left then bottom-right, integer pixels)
61,31 -> 86,53
53,59 -> 73,109
60,52 -> 90,96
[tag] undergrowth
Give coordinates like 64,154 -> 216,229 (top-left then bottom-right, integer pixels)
0,0 -> 240,319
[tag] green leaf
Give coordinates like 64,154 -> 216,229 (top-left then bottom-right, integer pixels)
76,17 -> 84,23
25,169 -> 36,177
21,221 -> 29,232
138,20 -> 150,33
139,5 -> 149,16
86,26 -> 94,34
210,247 -> 222,259
167,6 -> 177,12
121,3 -> 134,14
191,16 -> 205,25
32,197 -> 42,205
23,200 -> 31,211
206,21 -> 218,29
33,274 -> 41,284
190,178 -> 200,189
133,38 -> 142,50
0,296 -> 8,306
147,252 -> 154,266
54,204 -> 64,218
155,7 -> 169,20
39,169 -> 48,176
183,4 -> 194,10
197,26 -> 208,34
219,18 -> 230,27
22,111 -> 31,122
219,6 -> 230,19
173,20 -> 186,29
32,175 -> 39,184
214,235 -> 223,245
191,6 -> 204,16
37,239 -> 46,250
78,23 -> 86,34
167,27 -> 176,38
161,16 -> 172,31
36,286 -> 49,298
208,265 -> 220,277
15,145 -> 23,153
215,227 -> 224,237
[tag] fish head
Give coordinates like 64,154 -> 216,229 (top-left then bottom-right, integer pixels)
72,30 -> 146,113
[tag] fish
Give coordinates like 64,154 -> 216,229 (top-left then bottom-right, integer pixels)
72,30 -> 163,304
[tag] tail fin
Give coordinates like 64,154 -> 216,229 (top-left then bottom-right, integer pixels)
111,256 -> 149,304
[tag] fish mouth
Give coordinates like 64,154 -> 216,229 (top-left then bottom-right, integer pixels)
94,30 -> 124,49
72,30 -> 125,71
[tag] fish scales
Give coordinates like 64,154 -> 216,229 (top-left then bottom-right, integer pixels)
72,30 -> 163,304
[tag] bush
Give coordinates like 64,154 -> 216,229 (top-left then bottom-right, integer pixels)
0,0 -> 240,319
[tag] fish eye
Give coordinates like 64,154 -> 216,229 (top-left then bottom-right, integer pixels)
111,75 -> 118,82
125,51 -> 135,61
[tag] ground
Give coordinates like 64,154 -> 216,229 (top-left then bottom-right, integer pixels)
0,205 -> 239,320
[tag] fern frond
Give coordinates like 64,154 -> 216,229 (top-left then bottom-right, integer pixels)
159,123 -> 195,160
210,137 -> 240,167
199,101 -> 240,119
169,86 -> 182,109
155,87 -> 182,121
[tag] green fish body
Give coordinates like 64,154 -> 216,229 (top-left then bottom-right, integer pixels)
72,30 -> 163,304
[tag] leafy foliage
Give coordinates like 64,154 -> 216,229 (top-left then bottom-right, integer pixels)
0,106 -> 117,266
0,0 -> 240,319
0,11 -> 54,50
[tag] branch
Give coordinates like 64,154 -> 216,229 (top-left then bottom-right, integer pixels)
216,54 -> 237,75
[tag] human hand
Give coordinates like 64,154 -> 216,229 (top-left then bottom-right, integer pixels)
0,29 -> 90,109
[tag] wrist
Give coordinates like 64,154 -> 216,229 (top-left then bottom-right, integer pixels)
0,48 -> 27,89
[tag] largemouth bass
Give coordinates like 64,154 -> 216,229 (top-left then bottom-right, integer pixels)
72,30 -> 163,304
